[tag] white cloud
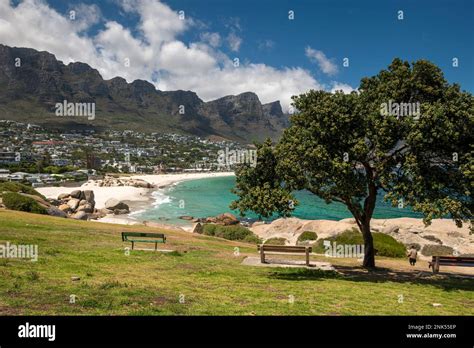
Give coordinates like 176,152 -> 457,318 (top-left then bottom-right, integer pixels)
226,32 -> 242,52
68,3 -> 102,31
305,46 -> 338,76
330,82 -> 355,94
0,0 -> 350,111
159,63 -> 323,111
120,0 -> 188,45
158,41 -> 217,75
200,32 -> 221,47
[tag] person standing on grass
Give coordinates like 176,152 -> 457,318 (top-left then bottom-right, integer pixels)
407,246 -> 418,266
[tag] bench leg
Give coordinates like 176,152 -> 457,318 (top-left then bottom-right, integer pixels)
131,241 -> 134,250
306,248 -> 310,266
155,242 -> 157,251
434,256 -> 440,274
260,247 -> 265,264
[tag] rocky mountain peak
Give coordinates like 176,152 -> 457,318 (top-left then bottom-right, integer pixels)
0,44 -> 288,142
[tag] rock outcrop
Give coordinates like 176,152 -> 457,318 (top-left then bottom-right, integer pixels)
104,198 -> 129,213
199,212 -> 240,226
90,176 -> 154,188
52,190 -> 97,220
250,217 -> 474,258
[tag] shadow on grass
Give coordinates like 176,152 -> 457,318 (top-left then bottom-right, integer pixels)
269,268 -> 341,281
268,265 -> 474,292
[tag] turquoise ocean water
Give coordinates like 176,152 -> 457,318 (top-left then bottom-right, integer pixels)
134,176 -> 422,226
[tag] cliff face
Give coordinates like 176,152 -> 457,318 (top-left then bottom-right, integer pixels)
0,44 -> 289,142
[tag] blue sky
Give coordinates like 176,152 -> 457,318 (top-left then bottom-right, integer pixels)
173,0 -> 474,92
2,0 -> 473,108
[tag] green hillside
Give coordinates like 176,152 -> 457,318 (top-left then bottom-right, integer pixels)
0,210 -> 472,315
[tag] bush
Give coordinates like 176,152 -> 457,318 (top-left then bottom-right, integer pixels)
202,224 -> 261,244
264,237 -> 287,245
313,228 -> 406,258
297,231 -> 318,243
243,234 -> 261,244
421,244 -> 454,256
202,224 -> 218,236
0,182 -> 44,198
2,192 -> 47,214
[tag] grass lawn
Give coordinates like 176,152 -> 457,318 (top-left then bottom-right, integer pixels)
0,209 -> 473,315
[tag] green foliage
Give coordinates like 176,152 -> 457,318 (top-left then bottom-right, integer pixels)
202,224 -> 261,244
421,244 -> 454,256
0,182 -> 45,198
230,138 -> 297,218
2,192 -> 47,214
297,231 -> 318,243
231,58 -> 473,266
202,223 -> 217,235
314,228 -> 406,258
264,237 -> 287,245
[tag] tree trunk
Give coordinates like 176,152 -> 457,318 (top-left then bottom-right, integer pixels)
360,219 -> 375,268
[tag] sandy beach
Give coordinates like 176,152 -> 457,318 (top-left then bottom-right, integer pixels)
37,172 -> 235,212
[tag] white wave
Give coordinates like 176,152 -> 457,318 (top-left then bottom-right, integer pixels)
151,190 -> 172,207
128,209 -> 147,217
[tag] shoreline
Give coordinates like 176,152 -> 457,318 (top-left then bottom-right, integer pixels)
36,172 -> 235,228
35,173 -> 474,254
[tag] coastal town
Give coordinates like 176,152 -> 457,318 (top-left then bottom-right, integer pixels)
0,120 -> 252,187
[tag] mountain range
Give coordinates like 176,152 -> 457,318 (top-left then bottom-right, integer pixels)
0,44 -> 289,142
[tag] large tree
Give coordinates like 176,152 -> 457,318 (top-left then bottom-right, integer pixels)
231,59 -> 473,267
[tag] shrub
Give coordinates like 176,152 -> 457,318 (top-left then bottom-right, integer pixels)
0,182 -> 44,198
216,225 -> 254,241
2,192 -> 47,214
202,224 -> 261,244
202,224 -> 218,236
421,244 -> 454,256
313,228 -> 406,258
297,231 -> 318,243
243,234 -> 261,244
264,237 -> 287,245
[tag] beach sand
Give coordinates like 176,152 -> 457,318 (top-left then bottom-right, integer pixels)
37,172 -> 234,209
36,172 -> 235,227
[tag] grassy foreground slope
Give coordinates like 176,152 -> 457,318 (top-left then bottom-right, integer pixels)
0,210 -> 472,315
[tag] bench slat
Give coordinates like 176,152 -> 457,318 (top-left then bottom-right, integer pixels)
125,239 -> 165,243
437,262 -> 474,267
122,232 -> 166,243
122,232 -> 165,238
430,256 -> 474,273
258,245 -> 312,253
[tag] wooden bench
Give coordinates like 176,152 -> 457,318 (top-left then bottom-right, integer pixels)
428,255 -> 474,273
257,245 -> 313,266
122,232 -> 166,250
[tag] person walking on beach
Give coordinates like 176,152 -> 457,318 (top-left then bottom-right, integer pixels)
407,246 -> 418,266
